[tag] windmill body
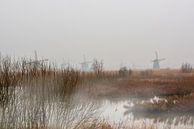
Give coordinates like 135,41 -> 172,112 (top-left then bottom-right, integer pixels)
81,62 -> 89,71
152,52 -> 165,70
153,59 -> 160,69
80,55 -> 92,71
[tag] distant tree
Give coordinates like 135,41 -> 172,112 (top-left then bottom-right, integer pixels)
119,67 -> 127,77
181,63 -> 193,73
119,67 -> 133,77
92,59 -> 103,76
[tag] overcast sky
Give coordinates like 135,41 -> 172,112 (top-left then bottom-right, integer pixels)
0,0 -> 194,69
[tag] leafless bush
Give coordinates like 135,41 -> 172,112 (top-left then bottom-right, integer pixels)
181,63 -> 193,73
119,67 -> 133,77
119,67 -> 128,77
91,59 -> 103,77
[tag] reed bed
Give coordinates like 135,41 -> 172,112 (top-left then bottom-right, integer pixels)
0,55 -> 194,129
0,55 -> 126,129
0,55 -> 98,129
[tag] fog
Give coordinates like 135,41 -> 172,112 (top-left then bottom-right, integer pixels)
0,0 -> 194,69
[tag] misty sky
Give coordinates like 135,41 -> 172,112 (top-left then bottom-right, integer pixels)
0,0 -> 194,70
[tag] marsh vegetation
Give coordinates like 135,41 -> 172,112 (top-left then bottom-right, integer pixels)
0,55 -> 194,129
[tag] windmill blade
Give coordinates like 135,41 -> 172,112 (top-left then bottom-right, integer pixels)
158,58 -> 165,62
80,62 -> 87,64
25,61 -> 38,65
34,50 -> 38,61
83,55 -> 87,62
155,51 -> 158,59
24,51 -> 48,67
80,54 -> 92,64
85,61 -> 93,64
151,59 -> 157,62
80,61 -> 92,65
25,59 -> 48,65
38,59 -> 49,62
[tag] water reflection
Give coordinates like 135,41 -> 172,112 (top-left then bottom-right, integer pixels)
1,85 -> 194,129
0,86 -> 98,129
100,96 -> 194,126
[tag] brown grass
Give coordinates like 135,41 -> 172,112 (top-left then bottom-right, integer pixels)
0,54 -> 194,129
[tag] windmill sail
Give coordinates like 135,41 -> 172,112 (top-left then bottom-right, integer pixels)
155,52 -> 158,60
80,55 -> 92,71
26,51 -> 48,67
152,51 -> 165,70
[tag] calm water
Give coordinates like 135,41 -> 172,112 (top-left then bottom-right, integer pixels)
0,86 -> 194,129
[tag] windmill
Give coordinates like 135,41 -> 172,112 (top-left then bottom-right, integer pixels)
80,55 -> 92,71
152,51 -> 165,70
61,59 -> 71,69
26,51 -> 48,68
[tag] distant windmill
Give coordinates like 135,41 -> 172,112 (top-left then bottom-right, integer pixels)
80,55 -> 92,71
26,51 -> 48,67
61,59 -> 71,69
152,51 -> 165,70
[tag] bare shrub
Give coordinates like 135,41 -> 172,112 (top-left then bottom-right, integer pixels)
91,59 -> 103,77
119,67 -> 133,77
181,63 -> 193,73
119,67 -> 128,77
